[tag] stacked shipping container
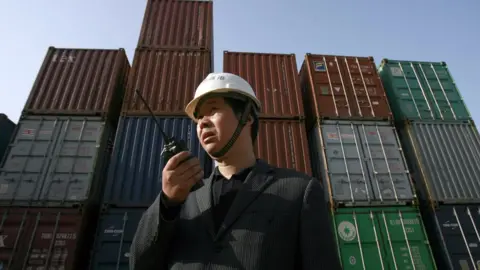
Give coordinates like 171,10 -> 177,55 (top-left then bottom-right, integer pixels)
379,59 -> 480,269
89,1 -> 214,268
0,47 -> 130,269
299,53 -> 437,268
223,51 -> 312,175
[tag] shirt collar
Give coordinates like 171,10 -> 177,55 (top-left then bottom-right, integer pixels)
212,159 -> 258,182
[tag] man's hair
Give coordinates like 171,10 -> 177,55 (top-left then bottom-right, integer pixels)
223,97 -> 259,143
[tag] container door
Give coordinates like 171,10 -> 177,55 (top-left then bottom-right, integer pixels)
333,209 -> 387,269
91,209 -> 144,269
342,58 -> 391,120
0,118 -> 61,202
320,122 -> 374,205
42,118 -> 106,204
357,123 -> 414,204
377,208 -> 436,270
388,63 -> 434,120
434,205 -> 480,270
414,63 -> 469,121
309,55 -> 354,118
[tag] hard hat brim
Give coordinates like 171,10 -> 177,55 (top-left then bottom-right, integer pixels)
185,88 -> 261,122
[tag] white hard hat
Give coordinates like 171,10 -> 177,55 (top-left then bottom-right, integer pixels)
185,72 -> 261,121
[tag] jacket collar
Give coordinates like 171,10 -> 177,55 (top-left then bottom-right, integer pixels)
196,159 -> 274,240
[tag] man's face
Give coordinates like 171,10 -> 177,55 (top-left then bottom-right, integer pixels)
195,97 -> 239,154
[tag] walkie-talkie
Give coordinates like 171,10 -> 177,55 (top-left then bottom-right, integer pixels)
135,89 -> 204,192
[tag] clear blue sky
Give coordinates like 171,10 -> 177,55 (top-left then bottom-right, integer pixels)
1,0 -> 478,124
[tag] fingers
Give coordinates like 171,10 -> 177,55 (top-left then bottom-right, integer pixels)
179,164 -> 203,181
165,151 -> 191,170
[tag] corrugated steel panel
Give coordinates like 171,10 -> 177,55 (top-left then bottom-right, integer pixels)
421,204 -> 480,270
309,120 -> 415,207
300,54 -> 392,129
137,0 -> 213,50
122,49 -> 212,116
103,116 -> 212,207
90,208 -> 145,269
255,120 -> 312,176
378,59 -> 471,122
399,121 -> 480,204
223,51 -> 305,119
0,114 -> 16,162
23,47 -> 130,118
0,115 -> 115,207
0,206 -> 97,270
333,207 -> 436,270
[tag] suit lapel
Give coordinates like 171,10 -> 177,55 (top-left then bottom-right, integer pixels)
196,173 -> 216,239
215,160 -> 274,240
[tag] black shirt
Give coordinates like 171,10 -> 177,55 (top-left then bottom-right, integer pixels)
160,164 -> 254,232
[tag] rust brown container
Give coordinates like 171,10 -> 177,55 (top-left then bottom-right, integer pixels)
0,206 -> 97,270
23,47 -> 130,120
137,0 -> 213,50
224,51 -> 305,119
122,48 -> 212,116
255,119 -> 312,176
299,53 -> 392,129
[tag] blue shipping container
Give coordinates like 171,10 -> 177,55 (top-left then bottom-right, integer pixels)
103,116 -> 212,206
0,114 -> 15,162
89,208 -> 145,269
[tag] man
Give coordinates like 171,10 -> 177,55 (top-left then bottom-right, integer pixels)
129,73 -> 342,270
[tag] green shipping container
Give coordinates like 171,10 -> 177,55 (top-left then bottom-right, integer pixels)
333,207 -> 437,270
378,59 -> 470,122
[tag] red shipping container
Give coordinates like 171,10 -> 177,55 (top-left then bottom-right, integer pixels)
255,120 -> 312,176
223,51 -> 305,119
137,0 -> 213,50
23,47 -> 130,119
299,53 -> 392,129
0,207 -> 97,270
122,48 -> 212,116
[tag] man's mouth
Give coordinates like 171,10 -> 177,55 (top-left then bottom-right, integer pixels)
201,131 -> 215,142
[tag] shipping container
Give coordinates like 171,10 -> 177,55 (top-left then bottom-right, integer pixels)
398,121 -> 480,205
333,206 -> 436,270
137,0 -> 213,50
23,47 -> 130,121
0,206 -> 98,270
0,115 -> 115,207
255,120 -> 311,176
122,49 -> 212,116
299,53 -> 392,129
103,116 -> 212,207
420,204 -> 480,270
378,59 -> 470,122
0,114 -> 15,162
309,120 -> 415,207
89,208 -> 145,269
223,51 -> 305,119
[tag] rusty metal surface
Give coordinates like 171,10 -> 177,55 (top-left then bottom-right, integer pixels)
300,53 -> 392,129
0,207 -> 96,270
137,0 -> 213,50
122,48 -> 212,116
224,51 -> 305,119
255,120 -> 312,176
23,47 -> 130,118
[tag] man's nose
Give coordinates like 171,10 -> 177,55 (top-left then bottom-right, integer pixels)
198,117 -> 210,129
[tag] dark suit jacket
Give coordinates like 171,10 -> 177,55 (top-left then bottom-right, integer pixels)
129,159 -> 342,270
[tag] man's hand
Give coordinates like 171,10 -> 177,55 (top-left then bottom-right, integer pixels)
162,151 -> 204,203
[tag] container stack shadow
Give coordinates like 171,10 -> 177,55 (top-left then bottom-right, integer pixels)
299,53 -> 437,269
89,0 -> 215,269
378,59 -> 480,270
0,47 -> 131,269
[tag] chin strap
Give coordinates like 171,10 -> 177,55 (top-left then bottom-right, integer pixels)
210,101 -> 253,158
